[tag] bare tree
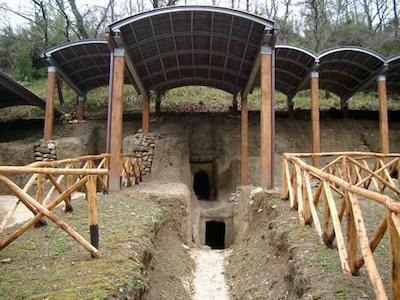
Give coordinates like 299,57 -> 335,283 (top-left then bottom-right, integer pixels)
67,0 -> 89,38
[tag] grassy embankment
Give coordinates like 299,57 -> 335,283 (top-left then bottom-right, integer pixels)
0,192 -> 164,299
0,77 -> 399,121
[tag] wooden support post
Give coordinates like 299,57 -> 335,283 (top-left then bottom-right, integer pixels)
287,98 -> 294,119
155,93 -> 161,114
241,96 -> 248,185
388,213 -> 400,299
311,72 -> 320,167
108,49 -> 125,191
86,175 -> 99,252
232,94 -> 238,112
44,66 -> 56,140
378,75 -> 389,154
77,96 -> 85,122
340,98 -> 349,118
142,94 -> 150,134
260,46 -> 274,189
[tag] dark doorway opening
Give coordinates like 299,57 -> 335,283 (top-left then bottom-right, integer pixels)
193,170 -> 211,200
205,221 -> 225,249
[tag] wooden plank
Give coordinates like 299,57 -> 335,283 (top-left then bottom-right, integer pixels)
260,51 -> 273,189
378,76 -> 389,154
388,213 -> 400,299
310,72 -> 320,167
108,49 -> 125,191
322,182 -> 335,246
44,67 -> 56,140
323,181 -> 351,273
241,96 -> 248,185
348,192 -> 387,299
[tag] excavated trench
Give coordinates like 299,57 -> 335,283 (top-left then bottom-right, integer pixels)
0,112 -> 395,298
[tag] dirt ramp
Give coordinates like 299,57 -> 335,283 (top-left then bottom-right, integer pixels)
226,191 -> 373,299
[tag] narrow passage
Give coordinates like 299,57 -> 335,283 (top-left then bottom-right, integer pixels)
191,249 -> 230,300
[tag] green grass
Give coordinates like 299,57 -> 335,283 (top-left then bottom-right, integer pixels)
0,191 -> 164,300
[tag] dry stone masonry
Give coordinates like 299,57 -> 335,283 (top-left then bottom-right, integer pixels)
34,139 -> 57,162
123,131 -> 159,176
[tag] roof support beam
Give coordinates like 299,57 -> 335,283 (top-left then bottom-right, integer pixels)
44,66 -> 56,141
110,32 -> 149,99
378,75 -> 389,154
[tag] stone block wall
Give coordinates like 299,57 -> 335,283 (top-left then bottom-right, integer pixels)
34,140 -> 57,162
123,131 -> 159,176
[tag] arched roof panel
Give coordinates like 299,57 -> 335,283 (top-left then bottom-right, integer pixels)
317,46 -> 385,99
0,71 -> 63,116
386,55 -> 400,94
109,6 -> 275,95
44,39 -> 133,94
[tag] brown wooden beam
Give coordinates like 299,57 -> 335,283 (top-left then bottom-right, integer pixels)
311,72 -> 320,167
108,49 -> 125,191
241,96 -> 248,185
378,75 -> 389,154
77,96 -> 85,122
142,94 -> 150,134
44,66 -> 56,140
260,48 -> 274,189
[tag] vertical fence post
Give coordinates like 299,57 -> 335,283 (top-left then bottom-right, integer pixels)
86,175 -> 99,252
142,94 -> 150,134
388,213 -> 400,298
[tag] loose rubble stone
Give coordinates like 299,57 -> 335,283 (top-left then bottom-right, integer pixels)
122,131 -> 159,176
33,139 -> 57,162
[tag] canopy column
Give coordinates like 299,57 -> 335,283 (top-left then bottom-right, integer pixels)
77,95 -> 85,122
155,93 -> 162,114
241,95 -> 248,185
142,94 -> 150,134
108,48 -> 125,191
287,98 -> 294,119
232,94 -> 238,112
340,98 -> 349,118
44,66 -> 56,140
311,71 -> 320,166
260,46 -> 274,189
378,75 -> 389,154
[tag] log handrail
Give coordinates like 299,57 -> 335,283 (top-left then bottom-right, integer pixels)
282,152 -> 400,300
0,153 -> 142,258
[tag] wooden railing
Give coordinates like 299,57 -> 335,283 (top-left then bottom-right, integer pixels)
121,154 -> 142,187
0,153 -> 143,258
282,152 -> 400,300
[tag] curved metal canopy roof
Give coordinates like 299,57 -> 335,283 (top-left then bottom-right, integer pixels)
386,55 -> 400,94
44,39 -> 133,95
0,71 -> 63,116
108,6 -> 275,95
274,45 -> 317,99
317,46 -> 386,100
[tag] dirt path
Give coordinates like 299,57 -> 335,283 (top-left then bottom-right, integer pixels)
191,249 -> 230,300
